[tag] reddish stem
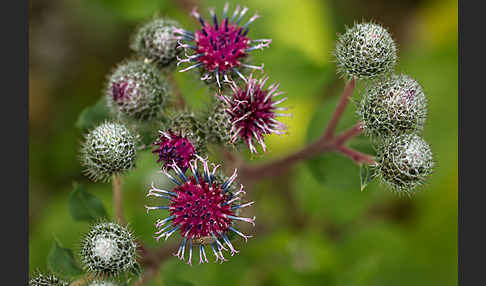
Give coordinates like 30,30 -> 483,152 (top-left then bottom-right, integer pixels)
323,78 -> 355,140
335,145 -> 375,165
333,122 -> 363,146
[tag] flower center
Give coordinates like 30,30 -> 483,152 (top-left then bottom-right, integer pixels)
170,177 -> 233,239
92,236 -> 118,262
195,20 -> 250,72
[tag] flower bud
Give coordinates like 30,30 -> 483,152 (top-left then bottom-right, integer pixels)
375,134 -> 434,194
106,59 -> 170,121
80,222 -> 138,277
359,74 -> 427,138
335,22 -> 397,79
130,18 -> 181,67
80,122 -> 137,182
204,99 -> 234,145
88,280 -> 118,286
29,273 -> 69,286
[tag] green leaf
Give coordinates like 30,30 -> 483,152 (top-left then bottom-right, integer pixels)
68,182 -> 108,222
360,164 -> 376,191
47,239 -> 83,277
75,97 -> 110,130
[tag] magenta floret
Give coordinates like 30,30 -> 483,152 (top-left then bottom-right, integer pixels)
220,74 -> 289,153
145,156 -> 255,264
175,3 -> 271,87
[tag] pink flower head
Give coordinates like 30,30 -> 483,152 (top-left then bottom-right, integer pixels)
174,3 -> 271,88
152,131 -> 196,172
220,74 -> 290,153
145,156 -> 255,265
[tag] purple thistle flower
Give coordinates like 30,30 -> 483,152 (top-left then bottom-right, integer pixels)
145,156 -> 255,265
175,3 -> 271,88
220,73 -> 289,154
152,131 -> 196,172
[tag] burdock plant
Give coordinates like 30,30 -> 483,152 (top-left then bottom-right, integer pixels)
32,3 -> 436,285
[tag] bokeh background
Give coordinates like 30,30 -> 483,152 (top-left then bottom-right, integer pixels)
29,0 -> 458,285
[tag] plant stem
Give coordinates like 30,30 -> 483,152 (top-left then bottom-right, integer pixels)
323,78 -> 355,140
112,174 -> 126,225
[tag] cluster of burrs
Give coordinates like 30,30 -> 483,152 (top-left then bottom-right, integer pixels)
334,21 -> 435,194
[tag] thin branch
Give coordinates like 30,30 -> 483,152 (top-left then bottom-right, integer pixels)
323,78 -> 355,140
333,121 -> 363,146
112,174 -> 126,225
335,145 -> 375,165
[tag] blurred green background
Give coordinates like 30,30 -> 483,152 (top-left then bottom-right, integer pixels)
29,0 -> 458,285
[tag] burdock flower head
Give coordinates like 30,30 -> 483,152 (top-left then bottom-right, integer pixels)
80,122 -> 137,182
130,18 -> 182,67
220,73 -> 289,153
375,134 -> 434,194
88,281 -> 119,286
29,273 -> 69,286
152,130 -> 196,172
334,22 -> 397,80
80,222 -> 138,277
175,3 -> 271,88
358,74 -> 427,139
106,59 -> 170,121
145,156 -> 255,265
152,111 -> 208,171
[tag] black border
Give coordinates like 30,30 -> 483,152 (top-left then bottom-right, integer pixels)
2,0 -> 28,284
459,0 -> 485,285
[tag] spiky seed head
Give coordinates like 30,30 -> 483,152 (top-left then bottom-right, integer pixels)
80,222 -> 138,277
334,22 -> 397,80
375,134 -> 434,194
359,74 -> 427,139
29,273 -> 69,286
130,18 -> 182,67
204,99 -> 235,145
145,156 -> 255,265
80,122 -> 137,182
220,74 -> 289,154
175,4 -> 271,88
106,59 -> 170,121
88,280 -> 119,286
